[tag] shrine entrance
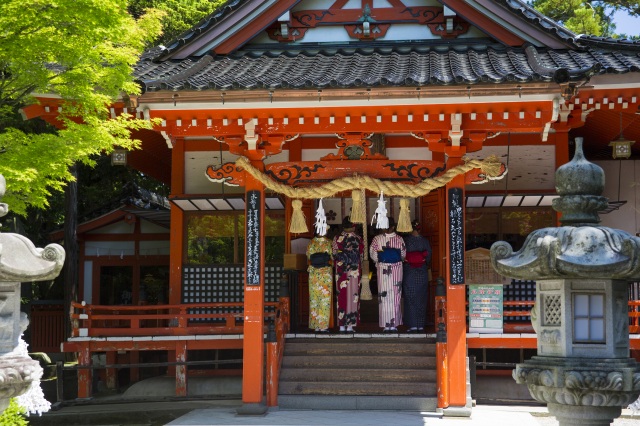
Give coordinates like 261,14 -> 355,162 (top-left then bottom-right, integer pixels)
289,194 -> 424,333
208,135 -> 505,335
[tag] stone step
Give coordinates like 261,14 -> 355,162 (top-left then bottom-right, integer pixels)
281,355 -> 436,369
284,339 -> 436,356
278,380 -> 436,396
279,367 -> 436,383
277,395 -> 438,411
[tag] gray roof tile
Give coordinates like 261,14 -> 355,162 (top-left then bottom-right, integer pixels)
134,45 -> 640,92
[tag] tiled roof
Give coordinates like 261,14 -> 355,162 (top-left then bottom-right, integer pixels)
494,0 -> 577,45
134,45 -> 640,92
497,0 -> 640,51
148,0 -> 249,61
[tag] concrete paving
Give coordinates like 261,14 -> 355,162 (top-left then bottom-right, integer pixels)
167,403 -> 640,426
27,398 -> 640,426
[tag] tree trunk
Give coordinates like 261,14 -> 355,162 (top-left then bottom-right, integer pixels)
63,164 -> 78,341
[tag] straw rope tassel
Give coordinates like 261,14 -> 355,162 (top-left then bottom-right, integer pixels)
350,189 -> 365,223
359,188 -> 373,300
314,199 -> 328,236
289,199 -> 308,234
397,198 -> 412,233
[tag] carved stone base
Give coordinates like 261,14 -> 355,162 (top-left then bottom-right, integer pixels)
0,353 -> 40,412
548,403 -> 620,426
514,356 -> 640,426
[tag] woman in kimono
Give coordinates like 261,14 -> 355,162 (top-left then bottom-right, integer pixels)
370,217 -> 406,332
332,216 -> 363,333
306,231 -> 333,333
402,221 -> 431,333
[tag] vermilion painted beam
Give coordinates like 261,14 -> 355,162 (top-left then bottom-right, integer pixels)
214,0 -> 301,54
467,337 -> 537,349
441,0 -> 526,46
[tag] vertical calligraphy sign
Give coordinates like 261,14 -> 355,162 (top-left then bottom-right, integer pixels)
246,190 -> 261,285
448,187 -> 464,284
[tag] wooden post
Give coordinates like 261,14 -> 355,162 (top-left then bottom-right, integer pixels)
444,152 -> 468,409
105,351 -> 117,390
77,343 -> 92,399
130,350 -> 140,383
265,322 -> 278,407
435,277 -> 449,408
175,341 -> 188,397
554,132 -> 570,226
169,137 -> 185,305
239,154 -> 267,415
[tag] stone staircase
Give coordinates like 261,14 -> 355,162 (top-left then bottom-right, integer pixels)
277,337 -> 438,410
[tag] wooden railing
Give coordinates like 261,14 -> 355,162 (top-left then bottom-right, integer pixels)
69,301 -> 282,337
30,303 -> 65,353
471,300 -> 640,334
629,301 -> 640,333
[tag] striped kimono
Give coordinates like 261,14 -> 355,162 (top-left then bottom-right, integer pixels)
370,232 -> 406,329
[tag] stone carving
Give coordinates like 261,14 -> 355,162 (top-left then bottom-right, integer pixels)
543,295 -> 562,326
539,329 -> 561,345
564,371 -> 623,391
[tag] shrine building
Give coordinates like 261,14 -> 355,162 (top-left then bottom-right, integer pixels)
20,0 -> 640,414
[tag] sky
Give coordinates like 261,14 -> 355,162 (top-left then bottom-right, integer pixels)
613,10 -> 640,36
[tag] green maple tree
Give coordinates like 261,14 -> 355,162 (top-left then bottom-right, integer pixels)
0,0 -> 164,215
530,0 -> 640,37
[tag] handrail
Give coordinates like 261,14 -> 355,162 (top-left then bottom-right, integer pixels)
466,300 -> 640,334
69,300 -> 281,337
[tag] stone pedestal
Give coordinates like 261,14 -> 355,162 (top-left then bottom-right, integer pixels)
514,356 -> 640,425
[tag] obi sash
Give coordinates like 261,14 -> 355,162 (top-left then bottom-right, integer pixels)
309,252 -> 331,268
378,247 -> 402,263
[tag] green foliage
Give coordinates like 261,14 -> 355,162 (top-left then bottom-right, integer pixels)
0,399 -> 28,426
0,0 -> 164,215
530,0 -> 640,37
128,0 -> 227,46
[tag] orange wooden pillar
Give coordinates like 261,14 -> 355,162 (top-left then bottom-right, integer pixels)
554,132 -> 570,226
444,152 -> 468,410
169,137 -> 185,305
105,351 -> 117,390
77,343 -> 92,399
175,341 -> 188,396
435,277 -> 449,408
239,153 -> 267,414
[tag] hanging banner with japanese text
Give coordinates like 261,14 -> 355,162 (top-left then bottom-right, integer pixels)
469,284 -> 504,333
448,187 -> 464,284
246,190 -> 261,285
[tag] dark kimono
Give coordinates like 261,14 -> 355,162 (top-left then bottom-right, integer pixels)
402,234 -> 431,329
332,231 -> 363,327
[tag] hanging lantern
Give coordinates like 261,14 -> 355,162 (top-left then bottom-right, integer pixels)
609,112 -> 635,159
111,149 -> 127,166
609,137 -> 634,159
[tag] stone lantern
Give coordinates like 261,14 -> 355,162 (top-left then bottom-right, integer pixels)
0,175 -> 65,413
491,137 -> 640,426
